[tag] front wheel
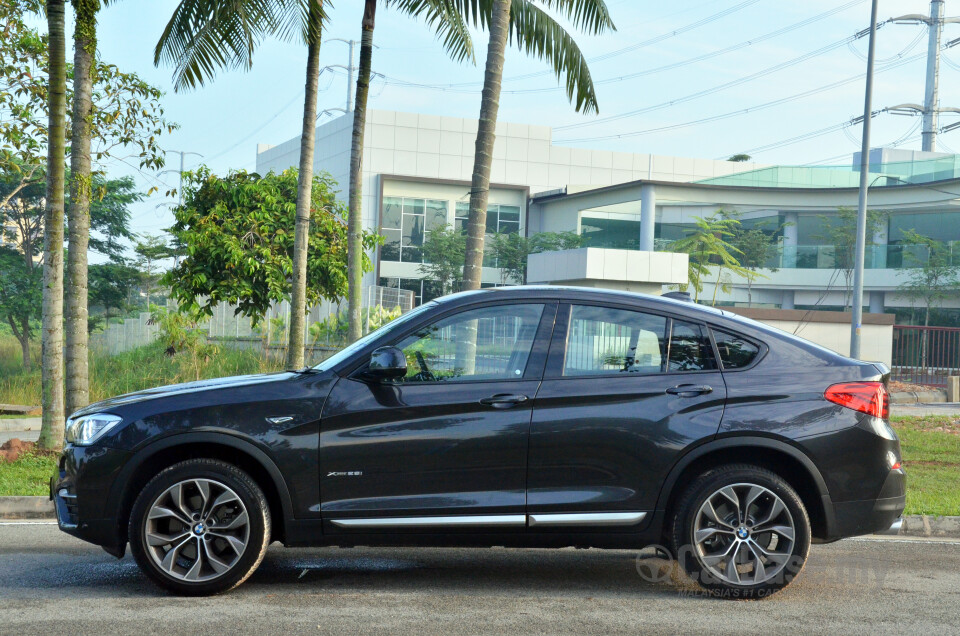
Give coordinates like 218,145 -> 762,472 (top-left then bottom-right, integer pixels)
129,459 -> 271,595
670,464 -> 811,599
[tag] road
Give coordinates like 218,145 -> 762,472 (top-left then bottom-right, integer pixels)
1,524 -> 958,635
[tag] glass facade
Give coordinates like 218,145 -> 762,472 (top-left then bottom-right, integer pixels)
580,217 -> 642,250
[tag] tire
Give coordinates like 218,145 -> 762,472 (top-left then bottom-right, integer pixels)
669,464 -> 811,599
129,459 -> 271,595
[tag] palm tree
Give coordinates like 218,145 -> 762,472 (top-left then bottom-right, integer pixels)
345,0 -> 473,342
155,0 -> 328,369
65,0 -> 100,416
38,0 -> 68,451
452,0 -> 615,290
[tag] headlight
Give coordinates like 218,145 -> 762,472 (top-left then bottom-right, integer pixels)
65,413 -> 123,446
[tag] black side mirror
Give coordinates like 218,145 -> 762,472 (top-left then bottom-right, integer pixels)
366,346 -> 407,380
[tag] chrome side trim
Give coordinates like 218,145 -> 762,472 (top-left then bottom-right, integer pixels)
527,512 -> 647,527
330,514 -> 527,528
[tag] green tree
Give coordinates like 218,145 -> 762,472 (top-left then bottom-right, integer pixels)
897,230 -> 960,366
345,0 -> 473,343
816,207 -> 885,309
419,224 -> 466,295
490,230 -> 582,285
133,233 -> 175,307
155,0 -> 328,369
724,214 -> 784,308
88,262 -> 141,319
456,0 -> 615,291
670,215 -> 750,305
728,154 -> 751,162
162,167 -> 379,333
0,246 -> 41,371
86,175 -> 142,262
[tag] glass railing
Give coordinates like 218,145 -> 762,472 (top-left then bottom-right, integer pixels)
770,242 -> 959,269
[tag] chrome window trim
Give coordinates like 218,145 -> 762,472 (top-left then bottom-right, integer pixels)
527,512 -> 647,527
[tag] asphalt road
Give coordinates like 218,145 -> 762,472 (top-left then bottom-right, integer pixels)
2,524 -> 959,635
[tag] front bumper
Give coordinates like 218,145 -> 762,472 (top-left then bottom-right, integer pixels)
50,443 -> 131,556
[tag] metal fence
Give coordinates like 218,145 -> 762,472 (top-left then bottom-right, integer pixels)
891,325 -> 960,387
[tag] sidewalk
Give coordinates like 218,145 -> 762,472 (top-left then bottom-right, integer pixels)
892,403 -> 960,417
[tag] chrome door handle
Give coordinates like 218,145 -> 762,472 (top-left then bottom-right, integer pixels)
665,384 -> 713,397
479,394 -> 529,408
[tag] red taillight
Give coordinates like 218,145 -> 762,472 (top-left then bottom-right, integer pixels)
824,381 -> 889,419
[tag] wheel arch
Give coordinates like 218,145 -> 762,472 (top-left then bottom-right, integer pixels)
109,432 -> 295,549
655,435 -> 835,541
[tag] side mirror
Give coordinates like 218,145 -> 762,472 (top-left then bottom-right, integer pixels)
366,346 -> 407,380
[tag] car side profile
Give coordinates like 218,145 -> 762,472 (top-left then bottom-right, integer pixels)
52,287 -> 905,598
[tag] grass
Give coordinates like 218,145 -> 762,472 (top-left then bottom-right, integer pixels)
0,335 -> 284,407
0,453 -> 57,496
892,416 -> 960,517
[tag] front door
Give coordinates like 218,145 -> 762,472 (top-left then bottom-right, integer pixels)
527,302 -> 727,518
320,301 -> 555,528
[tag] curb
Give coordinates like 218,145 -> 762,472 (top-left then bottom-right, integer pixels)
890,390 -> 948,405
0,417 -> 41,432
0,496 -> 54,520
0,498 -> 959,538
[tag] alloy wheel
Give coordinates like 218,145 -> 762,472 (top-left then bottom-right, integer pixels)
144,478 -> 250,582
692,482 -> 796,586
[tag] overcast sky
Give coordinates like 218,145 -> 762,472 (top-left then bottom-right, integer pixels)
67,0 -> 956,252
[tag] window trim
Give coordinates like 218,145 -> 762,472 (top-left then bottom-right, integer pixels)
545,301 -> 721,380
344,300 -> 558,385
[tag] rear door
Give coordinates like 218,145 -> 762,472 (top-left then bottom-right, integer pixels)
527,302 -> 727,519
319,301 -> 556,526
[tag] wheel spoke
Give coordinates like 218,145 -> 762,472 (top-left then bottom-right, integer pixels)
695,526 -> 733,543
183,538 -> 204,581
147,530 -> 189,547
700,539 -> 737,567
743,486 -> 765,516
148,505 -> 191,526
752,497 -> 785,529
195,480 -> 211,517
209,531 -> 246,555
202,540 -> 232,574
749,538 -> 791,566
170,483 -> 196,520
208,490 -> 241,518
701,500 -> 735,529
212,510 -> 248,531
745,541 -> 767,582
159,535 -> 192,573
724,548 -> 741,584
754,523 -> 795,542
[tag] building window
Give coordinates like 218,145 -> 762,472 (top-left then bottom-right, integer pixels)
455,202 -> 521,267
380,197 -> 449,264
379,276 -> 448,305
580,217 -> 642,250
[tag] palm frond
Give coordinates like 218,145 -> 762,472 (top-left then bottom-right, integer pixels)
273,0 -> 328,45
386,0 -> 476,64
529,0 -> 614,34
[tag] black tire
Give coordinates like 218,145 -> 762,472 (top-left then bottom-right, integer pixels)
669,464 -> 811,599
129,459 -> 271,595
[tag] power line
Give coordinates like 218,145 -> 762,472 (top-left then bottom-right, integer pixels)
555,52 -> 924,144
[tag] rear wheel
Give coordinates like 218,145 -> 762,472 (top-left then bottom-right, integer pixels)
670,464 -> 810,599
129,459 -> 271,595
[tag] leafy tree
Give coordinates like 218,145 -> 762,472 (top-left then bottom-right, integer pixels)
723,214 -> 784,307
490,230 -> 582,285
345,0 -> 474,342
419,224 -> 466,295
0,246 -> 41,371
670,215 -> 750,305
815,207 -> 885,309
897,230 -> 960,367
133,233 -> 175,307
162,167 -> 380,333
728,154 -> 751,162
88,262 -> 141,319
456,0 -> 616,291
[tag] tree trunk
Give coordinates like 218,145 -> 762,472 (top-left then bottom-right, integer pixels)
39,0 -> 67,451
9,316 -> 31,373
286,7 -> 323,369
462,0 -> 511,291
65,0 -> 98,416
347,0 -> 376,341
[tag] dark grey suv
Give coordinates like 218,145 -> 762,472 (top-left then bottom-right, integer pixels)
52,287 -> 905,598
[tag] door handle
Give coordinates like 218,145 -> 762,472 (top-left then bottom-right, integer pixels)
479,394 -> 529,408
665,384 -> 713,397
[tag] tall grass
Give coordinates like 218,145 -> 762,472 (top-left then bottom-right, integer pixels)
0,335 -> 284,407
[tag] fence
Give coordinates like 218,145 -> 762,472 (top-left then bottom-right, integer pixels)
891,325 -> 960,387
90,286 -> 416,358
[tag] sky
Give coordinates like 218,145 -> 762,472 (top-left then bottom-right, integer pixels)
58,0 -> 958,256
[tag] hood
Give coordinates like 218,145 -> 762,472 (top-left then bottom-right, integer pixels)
69,371 -> 299,419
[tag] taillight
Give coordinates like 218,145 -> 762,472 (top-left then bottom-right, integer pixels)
824,381 -> 889,419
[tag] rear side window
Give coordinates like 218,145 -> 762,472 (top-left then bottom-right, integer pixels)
667,321 -> 717,372
563,305 -> 667,376
712,329 -> 760,369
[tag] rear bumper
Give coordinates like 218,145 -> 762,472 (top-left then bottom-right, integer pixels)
829,469 -> 906,539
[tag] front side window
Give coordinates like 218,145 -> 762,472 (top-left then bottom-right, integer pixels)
394,304 -> 544,383
563,305 -> 667,376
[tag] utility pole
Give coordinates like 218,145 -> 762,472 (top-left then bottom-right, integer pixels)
325,38 -> 358,112
851,0 -> 879,360
162,149 -> 203,205
891,1 -> 960,150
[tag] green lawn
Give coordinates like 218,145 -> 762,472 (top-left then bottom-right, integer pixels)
892,416 -> 960,516
0,453 -> 57,496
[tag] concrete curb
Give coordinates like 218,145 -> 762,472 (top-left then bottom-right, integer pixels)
0,417 -> 41,432
0,496 -> 54,520
0,497 -> 959,539
890,390 -> 948,405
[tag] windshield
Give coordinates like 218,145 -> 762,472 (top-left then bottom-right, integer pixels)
311,301 -> 438,372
